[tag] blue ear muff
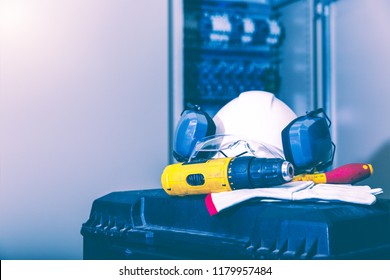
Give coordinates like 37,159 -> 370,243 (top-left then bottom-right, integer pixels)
173,105 -> 216,162
281,108 -> 335,174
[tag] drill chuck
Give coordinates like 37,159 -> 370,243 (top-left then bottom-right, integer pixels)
161,156 -> 294,196
282,161 -> 295,181
227,157 -> 294,190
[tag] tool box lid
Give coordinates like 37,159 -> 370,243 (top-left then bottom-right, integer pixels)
81,189 -> 390,259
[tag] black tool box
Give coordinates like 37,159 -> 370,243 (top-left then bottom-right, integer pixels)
81,189 -> 390,260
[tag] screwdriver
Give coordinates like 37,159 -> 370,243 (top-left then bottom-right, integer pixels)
292,163 -> 373,184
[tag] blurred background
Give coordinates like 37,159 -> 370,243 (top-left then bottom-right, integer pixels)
1,0 -> 389,259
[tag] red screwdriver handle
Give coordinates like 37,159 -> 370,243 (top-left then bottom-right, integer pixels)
325,163 -> 373,184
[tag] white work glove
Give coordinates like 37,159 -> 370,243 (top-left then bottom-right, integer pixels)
205,181 -> 383,216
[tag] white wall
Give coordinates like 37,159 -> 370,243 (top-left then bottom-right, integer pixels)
0,0 -> 169,259
332,0 -> 390,198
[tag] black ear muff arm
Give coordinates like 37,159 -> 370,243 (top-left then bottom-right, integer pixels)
307,108 -> 333,129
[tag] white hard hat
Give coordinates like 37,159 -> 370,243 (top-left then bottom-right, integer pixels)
213,91 -> 297,155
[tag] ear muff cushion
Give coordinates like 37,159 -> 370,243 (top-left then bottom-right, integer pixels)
173,107 -> 216,162
282,109 -> 334,173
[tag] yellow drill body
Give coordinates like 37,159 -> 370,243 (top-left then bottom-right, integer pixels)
161,156 -> 294,196
161,157 -> 232,196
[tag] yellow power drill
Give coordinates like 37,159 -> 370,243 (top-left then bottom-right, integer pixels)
161,156 -> 294,196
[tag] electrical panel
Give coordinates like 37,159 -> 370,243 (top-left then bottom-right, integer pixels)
182,0 -> 284,115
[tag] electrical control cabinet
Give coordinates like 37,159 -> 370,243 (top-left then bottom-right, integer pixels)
183,1 -> 281,108
171,0 -> 319,118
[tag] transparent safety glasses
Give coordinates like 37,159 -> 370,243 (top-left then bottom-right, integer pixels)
187,134 -> 284,162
